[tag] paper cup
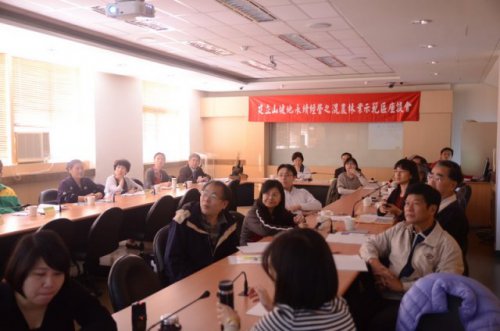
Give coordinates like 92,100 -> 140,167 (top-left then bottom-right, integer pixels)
85,195 -> 96,206
362,197 -> 371,207
344,217 -> 355,231
186,180 -> 193,188
171,178 -> 177,187
27,205 -> 38,217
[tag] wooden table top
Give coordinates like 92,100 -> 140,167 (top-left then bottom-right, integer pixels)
113,186 -> 392,331
0,187 -> 188,238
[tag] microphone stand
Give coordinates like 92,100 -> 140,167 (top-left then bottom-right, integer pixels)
146,291 -> 210,331
232,271 -> 249,296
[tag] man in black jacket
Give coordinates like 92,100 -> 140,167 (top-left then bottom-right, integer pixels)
164,181 -> 238,283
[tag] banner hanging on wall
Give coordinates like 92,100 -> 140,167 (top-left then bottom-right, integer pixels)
248,92 -> 420,123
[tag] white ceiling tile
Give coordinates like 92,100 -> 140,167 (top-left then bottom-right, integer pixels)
154,1 -> 197,15
270,42 -> 299,52
320,40 -> 345,49
335,67 -> 357,74
304,49 -> 330,57
169,0 -> 227,12
302,31 -> 334,42
297,2 -> 339,19
154,15 -> 196,30
206,11 -> 253,25
205,25 -> 247,38
177,13 -> 223,27
180,27 -> 221,40
259,21 -> 295,34
327,48 -> 352,56
341,38 -> 369,48
331,29 -> 359,40
266,5 -> 308,21
156,30 -> 191,42
231,24 -> 271,37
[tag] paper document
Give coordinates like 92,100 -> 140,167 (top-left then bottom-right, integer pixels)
121,191 -> 145,197
227,254 -> 262,265
326,232 -> 373,245
334,254 -> 368,271
246,302 -> 268,317
357,214 -> 394,224
238,242 -> 270,254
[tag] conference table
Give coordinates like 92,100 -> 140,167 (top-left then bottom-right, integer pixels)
112,186 -> 392,331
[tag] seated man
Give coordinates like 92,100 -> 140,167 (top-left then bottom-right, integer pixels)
359,183 -> 463,331
427,160 -> 469,256
164,181 -> 238,283
430,147 -> 454,169
0,160 -> 22,214
177,153 -> 211,183
277,164 -> 321,213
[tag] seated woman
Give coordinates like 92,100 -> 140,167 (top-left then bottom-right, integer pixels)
291,151 -> 312,181
144,152 -> 172,189
104,159 -> 142,196
0,231 -> 117,330
57,159 -> 104,203
409,155 -> 430,183
337,157 -> 368,195
217,228 -> 356,331
378,158 -> 419,221
239,179 -> 305,245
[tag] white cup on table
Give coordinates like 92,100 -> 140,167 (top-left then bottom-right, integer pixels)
27,205 -> 38,217
171,178 -> 177,188
344,216 -> 355,231
85,195 -> 95,206
186,180 -> 193,188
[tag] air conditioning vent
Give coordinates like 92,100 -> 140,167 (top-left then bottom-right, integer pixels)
15,132 -> 50,163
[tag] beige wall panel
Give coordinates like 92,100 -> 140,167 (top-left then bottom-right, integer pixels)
420,90 -> 453,114
200,96 -> 248,117
403,113 -> 451,161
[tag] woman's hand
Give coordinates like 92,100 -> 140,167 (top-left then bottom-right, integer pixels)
293,214 -> 305,224
248,286 -> 273,311
216,303 -> 240,331
94,192 -> 103,200
383,203 -> 402,216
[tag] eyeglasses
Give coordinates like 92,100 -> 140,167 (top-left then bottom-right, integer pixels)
201,190 -> 221,201
427,173 -> 446,182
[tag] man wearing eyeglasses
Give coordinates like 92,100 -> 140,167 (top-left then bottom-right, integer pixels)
164,180 -> 238,283
427,160 -> 469,259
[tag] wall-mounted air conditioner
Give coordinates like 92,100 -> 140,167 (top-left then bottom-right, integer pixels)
15,131 -> 50,163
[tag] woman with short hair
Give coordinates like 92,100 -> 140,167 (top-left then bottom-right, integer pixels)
291,152 -> 312,181
239,179 -> 305,245
337,157 -> 368,195
218,228 -> 356,331
104,159 -> 142,196
0,231 -> 116,330
144,152 -> 172,189
57,159 -> 104,203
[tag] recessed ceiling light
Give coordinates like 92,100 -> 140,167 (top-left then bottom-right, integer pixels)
429,60 -> 438,64
420,44 -> 436,49
432,72 -> 439,76
185,41 -> 233,56
316,56 -> 345,68
242,60 -> 275,71
308,22 -> 332,29
278,34 -> 319,50
412,19 -> 433,25
215,0 -> 276,23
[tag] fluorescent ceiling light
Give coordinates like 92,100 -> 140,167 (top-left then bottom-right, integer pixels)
215,0 -> 276,23
185,41 -> 233,56
412,19 -> 432,25
242,60 -> 275,71
316,56 -> 345,68
278,34 -> 319,50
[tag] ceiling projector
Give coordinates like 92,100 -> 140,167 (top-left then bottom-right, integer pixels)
105,0 -> 155,19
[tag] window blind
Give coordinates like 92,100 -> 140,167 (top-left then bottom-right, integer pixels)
0,54 -> 7,160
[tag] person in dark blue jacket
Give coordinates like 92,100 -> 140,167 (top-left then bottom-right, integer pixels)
164,180 -> 239,283
57,159 -> 104,203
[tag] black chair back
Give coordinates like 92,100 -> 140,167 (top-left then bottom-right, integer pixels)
108,254 -> 162,312
177,188 -> 201,209
153,224 -> 171,286
132,178 -> 144,188
229,210 -> 245,240
39,188 -> 59,204
85,207 -> 124,264
37,218 -> 75,250
325,179 -> 340,205
226,179 -> 240,211
416,294 -> 465,331
144,195 -> 176,242
236,182 -> 254,206
456,184 -> 472,210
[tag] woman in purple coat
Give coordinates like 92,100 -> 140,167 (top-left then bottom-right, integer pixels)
57,159 -> 104,203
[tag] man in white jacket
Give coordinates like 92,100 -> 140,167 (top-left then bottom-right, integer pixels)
358,183 -> 463,331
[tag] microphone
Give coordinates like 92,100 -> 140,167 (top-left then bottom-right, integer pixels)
232,271 -> 249,296
351,182 -> 390,217
146,290 -> 210,331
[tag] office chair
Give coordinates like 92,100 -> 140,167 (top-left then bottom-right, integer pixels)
129,195 -> 176,252
177,188 -> 201,209
108,254 -> 162,312
38,188 -> 59,204
226,179 -> 240,211
236,182 -> 254,206
74,207 -> 124,295
325,179 -> 340,205
229,210 -> 245,240
456,184 -> 472,210
132,178 -> 144,188
152,224 -> 171,287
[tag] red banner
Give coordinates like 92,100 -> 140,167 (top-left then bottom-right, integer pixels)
249,92 -> 420,123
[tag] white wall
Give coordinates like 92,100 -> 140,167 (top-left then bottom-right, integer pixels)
94,73 -> 144,184
452,83 -> 498,163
